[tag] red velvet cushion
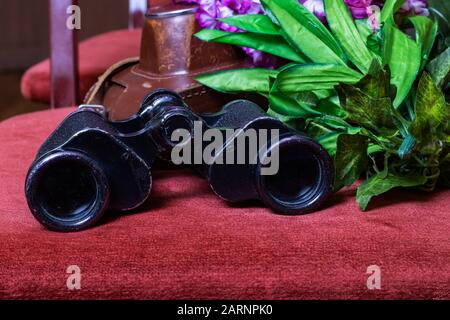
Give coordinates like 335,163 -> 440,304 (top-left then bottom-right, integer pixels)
21,29 -> 142,104
1,109 -> 450,299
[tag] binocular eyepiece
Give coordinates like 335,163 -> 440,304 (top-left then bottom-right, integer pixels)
25,90 -> 334,232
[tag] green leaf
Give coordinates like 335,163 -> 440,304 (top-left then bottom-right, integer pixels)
356,61 -> 393,99
368,144 -> 384,155
429,0 -> 450,38
313,90 -> 335,100
317,132 -> 341,157
315,115 -> 356,131
334,134 -> 369,191
355,19 -> 373,41
263,0 -> 345,59
355,20 -> 382,58
382,22 -> 422,108
316,96 -> 347,118
397,134 -> 416,159
409,16 -> 438,67
218,14 -> 280,35
269,92 -> 321,117
293,91 -> 320,108
336,84 -> 396,134
267,108 -> 303,126
195,68 -> 277,93
195,29 -> 306,63
380,0 -> 405,23
409,72 -> 449,144
276,64 -> 362,93
306,120 -> 335,138
307,122 -> 361,157
356,171 -> 427,211
426,47 -> 450,89
261,0 -> 346,65
367,33 -> 383,58
268,75 -> 322,117
324,0 -> 374,73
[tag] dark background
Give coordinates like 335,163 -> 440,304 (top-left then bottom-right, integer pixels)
0,0 -> 129,120
0,0 -> 129,70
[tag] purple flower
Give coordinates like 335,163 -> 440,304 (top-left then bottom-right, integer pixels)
366,4 -> 381,31
185,0 -> 259,30
222,0 -> 262,14
400,0 -> 429,16
299,0 -> 326,22
193,0 -> 221,29
344,0 -> 374,19
242,47 -> 281,67
177,0 -> 429,67
301,0 -> 378,20
178,0 -> 274,65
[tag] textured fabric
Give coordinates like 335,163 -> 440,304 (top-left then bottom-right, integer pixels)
21,29 -> 142,104
1,109 -> 450,300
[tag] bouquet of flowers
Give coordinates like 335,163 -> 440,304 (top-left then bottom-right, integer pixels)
181,0 -> 432,65
183,0 -> 450,210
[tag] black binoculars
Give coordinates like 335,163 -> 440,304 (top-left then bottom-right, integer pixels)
25,90 -> 334,232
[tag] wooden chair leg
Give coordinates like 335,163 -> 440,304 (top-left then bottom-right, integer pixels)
49,0 -> 79,108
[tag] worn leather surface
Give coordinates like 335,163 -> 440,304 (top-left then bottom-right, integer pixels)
85,3 -> 260,120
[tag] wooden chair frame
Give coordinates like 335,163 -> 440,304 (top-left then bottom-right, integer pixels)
49,0 -> 149,108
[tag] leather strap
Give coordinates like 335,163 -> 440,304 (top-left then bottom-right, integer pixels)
83,57 -> 140,105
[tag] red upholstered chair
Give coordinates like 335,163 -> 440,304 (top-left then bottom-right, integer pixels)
1,108 -> 450,299
20,0 -> 149,108
3,0 -> 450,300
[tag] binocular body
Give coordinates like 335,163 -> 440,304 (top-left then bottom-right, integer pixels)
25,90 -> 334,232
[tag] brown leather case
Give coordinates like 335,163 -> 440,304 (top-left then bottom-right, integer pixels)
84,3 -> 264,120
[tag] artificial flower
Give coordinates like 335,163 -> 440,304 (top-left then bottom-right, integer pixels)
400,0 -> 429,16
299,0 -> 326,22
345,0 -> 377,19
177,0 -> 429,66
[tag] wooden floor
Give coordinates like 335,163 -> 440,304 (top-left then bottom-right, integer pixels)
0,72 -> 47,122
